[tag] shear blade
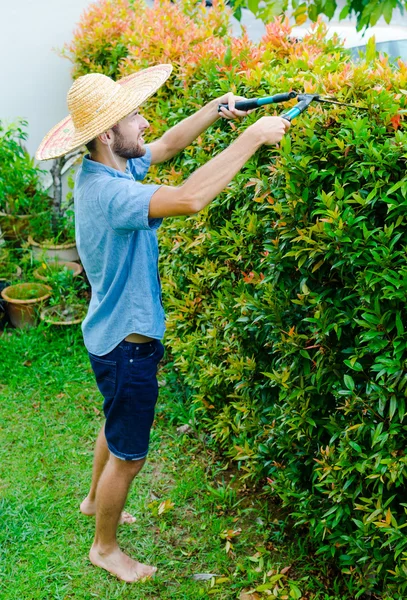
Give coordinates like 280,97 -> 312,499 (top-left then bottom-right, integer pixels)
317,97 -> 368,110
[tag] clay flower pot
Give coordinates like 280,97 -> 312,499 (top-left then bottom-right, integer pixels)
28,235 -> 80,262
40,303 -> 87,326
1,282 -> 52,329
33,260 -> 83,282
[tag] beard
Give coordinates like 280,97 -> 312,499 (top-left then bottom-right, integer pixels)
112,126 -> 146,160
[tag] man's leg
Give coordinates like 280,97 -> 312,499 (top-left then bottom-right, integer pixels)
89,453 -> 156,582
80,425 -> 136,524
80,424 -> 108,513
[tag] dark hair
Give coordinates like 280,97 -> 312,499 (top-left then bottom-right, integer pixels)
86,138 -> 97,153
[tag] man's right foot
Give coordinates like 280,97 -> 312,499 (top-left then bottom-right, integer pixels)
89,545 -> 157,582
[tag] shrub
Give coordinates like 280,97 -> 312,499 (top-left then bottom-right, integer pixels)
0,120 -> 50,216
67,2 -> 407,596
63,0 -> 231,80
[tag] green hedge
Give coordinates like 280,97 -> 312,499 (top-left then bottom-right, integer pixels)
68,2 -> 407,596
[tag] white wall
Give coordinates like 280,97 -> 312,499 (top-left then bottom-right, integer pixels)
0,0 -> 94,162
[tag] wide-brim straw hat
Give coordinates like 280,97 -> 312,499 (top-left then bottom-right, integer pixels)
36,64 -> 173,161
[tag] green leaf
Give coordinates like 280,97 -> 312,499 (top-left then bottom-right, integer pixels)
382,0 -> 394,23
348,440 -> 362,453
365,36 -> 377,62
256,574 -> 284,591
344,374 -> 355,391
344,359 -> 363,372
290,584 -> 302,599
396,312 -> 404,336
389,395 -> 397,420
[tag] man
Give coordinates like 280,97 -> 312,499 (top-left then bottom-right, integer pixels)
36,64 -> 289,583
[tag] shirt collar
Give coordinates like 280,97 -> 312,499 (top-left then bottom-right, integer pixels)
82,155 -> 133,180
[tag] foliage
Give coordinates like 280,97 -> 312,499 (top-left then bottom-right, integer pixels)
0,246 -> 20,280
0,120 -> 50,216
31,206 -> 76,245
67,0 -> 407,595
62,0 -> 231,80
45,264 -> 87,308
230,0 -> 407,31
31,159 -> 80,244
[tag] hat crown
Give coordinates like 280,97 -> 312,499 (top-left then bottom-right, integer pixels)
67,74 -> 122,133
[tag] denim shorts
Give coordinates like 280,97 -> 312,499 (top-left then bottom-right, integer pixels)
88,339 -> 165,461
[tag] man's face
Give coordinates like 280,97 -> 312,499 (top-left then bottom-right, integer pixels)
111,110 -> 149,159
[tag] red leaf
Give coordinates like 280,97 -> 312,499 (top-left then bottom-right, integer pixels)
391,114 -> 401,131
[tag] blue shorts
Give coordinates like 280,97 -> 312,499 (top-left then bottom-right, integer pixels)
88,339 -> 165,461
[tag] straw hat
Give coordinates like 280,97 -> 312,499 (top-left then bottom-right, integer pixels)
36,64 -> 173,161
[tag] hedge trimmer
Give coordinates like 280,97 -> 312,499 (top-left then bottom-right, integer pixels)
218,92 -> 368,120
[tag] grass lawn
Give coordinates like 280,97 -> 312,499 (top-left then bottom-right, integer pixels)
0,325 -> 353,599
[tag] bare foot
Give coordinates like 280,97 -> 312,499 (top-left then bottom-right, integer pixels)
89,544 -> 157,582
80,497 -> 136,524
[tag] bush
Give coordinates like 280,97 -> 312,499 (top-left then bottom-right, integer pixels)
63,0 -> 231,79
0,120 -> 50,216
67,2 -> 407,596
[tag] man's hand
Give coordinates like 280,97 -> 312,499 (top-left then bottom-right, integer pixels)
250,116 -> 291,146
217,92 -> 253,120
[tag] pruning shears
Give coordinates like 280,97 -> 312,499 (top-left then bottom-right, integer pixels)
218,92 -> 368,121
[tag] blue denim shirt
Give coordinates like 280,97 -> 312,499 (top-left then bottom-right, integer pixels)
74,147 -> 165,356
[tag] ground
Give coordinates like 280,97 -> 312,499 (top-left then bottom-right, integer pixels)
0,325 -> 354,599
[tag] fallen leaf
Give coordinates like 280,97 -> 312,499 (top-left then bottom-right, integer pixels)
158,498 -> 175,515
240,590 -> 261,600
191,573 -> 221,581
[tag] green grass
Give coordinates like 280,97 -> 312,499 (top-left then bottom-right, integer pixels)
0,325 -> 355,599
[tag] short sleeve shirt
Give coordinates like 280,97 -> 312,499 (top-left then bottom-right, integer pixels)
74,147 -> 166,356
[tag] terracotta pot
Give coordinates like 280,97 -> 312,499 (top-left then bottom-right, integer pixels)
28,235 -> 80,262
1,282 -> 52,329
33,260 -> 83,282
40,303 -> 86,326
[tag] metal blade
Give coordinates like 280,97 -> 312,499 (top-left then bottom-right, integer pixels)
316,97 -> 368,110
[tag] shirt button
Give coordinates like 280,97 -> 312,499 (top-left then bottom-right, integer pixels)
129,359 -> 133,363
136,346 -> 139,350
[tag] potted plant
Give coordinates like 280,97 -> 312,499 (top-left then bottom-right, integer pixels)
28,152 -> 82,261
1,281 -> 52,329
0,246 -> 22,282
39,265 -> 87,326
33,259 -> 83,282
0,120 -> 51,240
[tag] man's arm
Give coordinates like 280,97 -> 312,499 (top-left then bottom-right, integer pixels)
148,93 -> 249,165
148,116 -> 290,218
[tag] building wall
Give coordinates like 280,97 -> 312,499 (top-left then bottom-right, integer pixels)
0,0 -> 93,162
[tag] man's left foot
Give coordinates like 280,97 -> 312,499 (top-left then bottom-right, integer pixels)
80,497 -> 136,524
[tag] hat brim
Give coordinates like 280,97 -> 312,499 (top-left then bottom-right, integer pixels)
36,64 -> 173,161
